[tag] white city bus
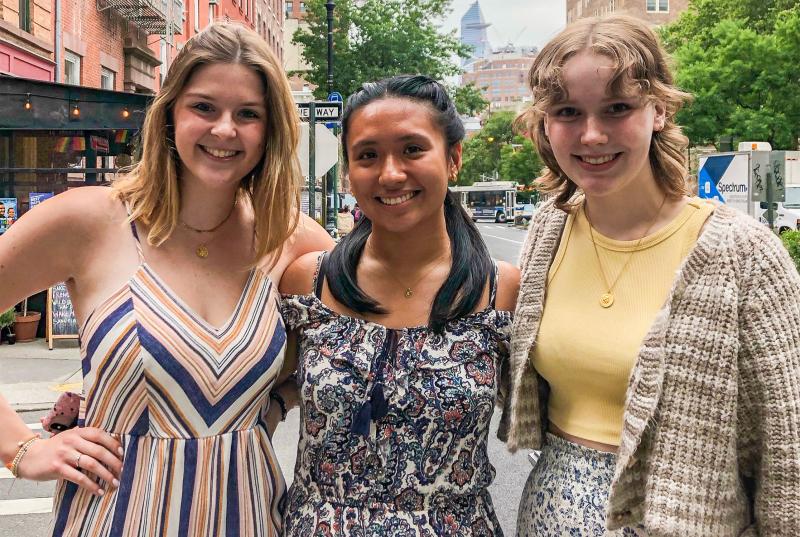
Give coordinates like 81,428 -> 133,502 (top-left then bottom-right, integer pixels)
450,181 -> 517,223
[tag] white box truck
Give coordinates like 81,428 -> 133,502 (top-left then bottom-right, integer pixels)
697,143 -> 800,233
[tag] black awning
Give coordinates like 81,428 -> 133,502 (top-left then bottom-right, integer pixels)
0,75 -> 152,130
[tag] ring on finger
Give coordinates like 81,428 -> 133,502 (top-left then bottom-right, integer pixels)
74,453 -> 82,469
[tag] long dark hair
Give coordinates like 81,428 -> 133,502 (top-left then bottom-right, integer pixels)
325,75 -> 492,333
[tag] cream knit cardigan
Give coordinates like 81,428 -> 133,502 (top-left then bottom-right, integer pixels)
498,199 -> 800,536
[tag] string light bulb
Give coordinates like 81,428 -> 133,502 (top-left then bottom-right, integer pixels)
24,93 -> 32,110
71,102 -> 80,118
122,107 -> 130,119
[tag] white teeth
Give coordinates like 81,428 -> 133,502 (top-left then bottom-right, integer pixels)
581,154 -> 616,165
203,146 -> 238,158
379,192 -> 416,206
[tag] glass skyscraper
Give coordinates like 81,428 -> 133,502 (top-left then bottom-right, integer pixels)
460,1 -> 491,68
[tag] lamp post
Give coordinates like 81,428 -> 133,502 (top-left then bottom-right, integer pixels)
324,0 -> 338,237
326,1 -> 334,95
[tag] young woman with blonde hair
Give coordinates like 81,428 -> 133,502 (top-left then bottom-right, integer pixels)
0,22 -> 332,536
500,15 -> 800,536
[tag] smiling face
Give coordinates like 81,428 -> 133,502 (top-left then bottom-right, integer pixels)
345,97 -> 461,234
543,50 -> 666,200
172,62 -> 267,190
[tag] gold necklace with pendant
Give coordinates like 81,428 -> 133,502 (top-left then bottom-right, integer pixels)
367,242 -> 450,299
179,199 -> 238,259
583,194 -> 667,309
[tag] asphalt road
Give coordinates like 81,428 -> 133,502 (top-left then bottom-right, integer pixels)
0,222 -> 533,536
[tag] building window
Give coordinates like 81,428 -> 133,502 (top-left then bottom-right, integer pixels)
285,1 -> 292,18
194,0 -> 200,30
647,0 -> 668,12
299,1 -> 306,12
100,67 -> 115,90
19,0 -> 31,31
64,51 -> 81,85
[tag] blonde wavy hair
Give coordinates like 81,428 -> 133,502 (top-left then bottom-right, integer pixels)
515,15 -> 692,210
114,22 -> 301,266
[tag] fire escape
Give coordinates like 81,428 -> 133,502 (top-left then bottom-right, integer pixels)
97,0 -> 183,91
100,0 -> 183,35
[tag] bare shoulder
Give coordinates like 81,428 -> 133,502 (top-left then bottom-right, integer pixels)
4,186 -> 124,250
0,186 -> 126,311
287,214 -> 336,260
27,186 -> 121,228
494,260 -> 520,312
279,250 -> 325,295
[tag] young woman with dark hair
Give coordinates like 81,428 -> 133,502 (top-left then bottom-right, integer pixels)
279,74 -> 520,535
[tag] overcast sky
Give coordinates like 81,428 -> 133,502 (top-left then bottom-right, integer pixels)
440,0 -> 567,50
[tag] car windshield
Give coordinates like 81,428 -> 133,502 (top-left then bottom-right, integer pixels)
785,187 -> 800,208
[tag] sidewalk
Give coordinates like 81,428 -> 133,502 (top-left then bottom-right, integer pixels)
0,339 -> 81,412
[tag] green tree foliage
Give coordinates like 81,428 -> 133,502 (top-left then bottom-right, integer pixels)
662,2 -> 800,149
452,83 -> 489,117
499,136 -> 541,188
293,0 -> 470,99
457,111 -> 541,186
781,230 -> 800,274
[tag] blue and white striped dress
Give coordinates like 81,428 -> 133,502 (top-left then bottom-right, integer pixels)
50,223 -> 287,536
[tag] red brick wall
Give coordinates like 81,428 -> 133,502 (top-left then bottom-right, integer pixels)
150,0 -> 284,92
59,0 -> 128,90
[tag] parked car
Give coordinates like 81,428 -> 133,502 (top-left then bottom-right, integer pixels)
514,203 -> 536,225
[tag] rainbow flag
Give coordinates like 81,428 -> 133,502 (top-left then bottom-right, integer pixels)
71,137 -> 86,151
55,136 -> 70,152
114,130 -> 130,143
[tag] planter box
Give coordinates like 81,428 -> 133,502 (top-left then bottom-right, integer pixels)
14,311 -> 41,342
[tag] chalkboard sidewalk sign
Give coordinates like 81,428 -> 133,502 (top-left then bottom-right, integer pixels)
47,283 -> 79,349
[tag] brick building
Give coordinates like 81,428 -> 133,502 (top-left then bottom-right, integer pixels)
566,0 -> 690,25
0,0 -> 54,81
462,47 -> 537,112
153,0 -> 285,92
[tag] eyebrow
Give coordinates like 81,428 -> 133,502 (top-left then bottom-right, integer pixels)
351,133 -> 431,147
182,92 -> 265,107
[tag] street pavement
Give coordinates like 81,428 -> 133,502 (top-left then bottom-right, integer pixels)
0,222 -> 533,536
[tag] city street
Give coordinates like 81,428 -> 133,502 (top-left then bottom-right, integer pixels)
0,222 -> 532,536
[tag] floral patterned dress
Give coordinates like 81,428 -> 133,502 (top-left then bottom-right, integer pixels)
281,255 -> 511,536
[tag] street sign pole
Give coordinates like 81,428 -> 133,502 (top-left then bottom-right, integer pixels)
308,102 -> 316,219
766,169 -> 775,233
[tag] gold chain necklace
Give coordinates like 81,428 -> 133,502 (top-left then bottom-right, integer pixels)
179,199 -> 237,259
583,195 -> 667,308
366,242 -> 450,299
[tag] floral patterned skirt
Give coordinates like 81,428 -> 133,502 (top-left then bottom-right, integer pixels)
516,434 -> 645,537
283,486 -> 503,536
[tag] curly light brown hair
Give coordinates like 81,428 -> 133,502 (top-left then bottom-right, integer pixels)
516,15 -> 692,210
114,22 -> 301,266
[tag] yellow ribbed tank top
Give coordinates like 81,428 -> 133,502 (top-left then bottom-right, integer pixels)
532,197 -> 714,446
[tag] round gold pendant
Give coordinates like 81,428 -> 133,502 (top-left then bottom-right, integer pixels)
404,288 -> 413,298
600,293 -> 614,308
196,245 -> 209,259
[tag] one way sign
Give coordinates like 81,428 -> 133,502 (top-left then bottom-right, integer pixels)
296,101 -> 342,121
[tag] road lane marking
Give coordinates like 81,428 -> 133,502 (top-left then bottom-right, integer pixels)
481,233 -> 524,245
0,497 -> 52,516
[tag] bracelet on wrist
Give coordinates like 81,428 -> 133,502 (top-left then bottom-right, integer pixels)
269,391 -> 288,422
5,434 -> 41,478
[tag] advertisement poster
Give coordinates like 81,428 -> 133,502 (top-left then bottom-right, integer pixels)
0,198 -> 17,234
29,192 -> 54,209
